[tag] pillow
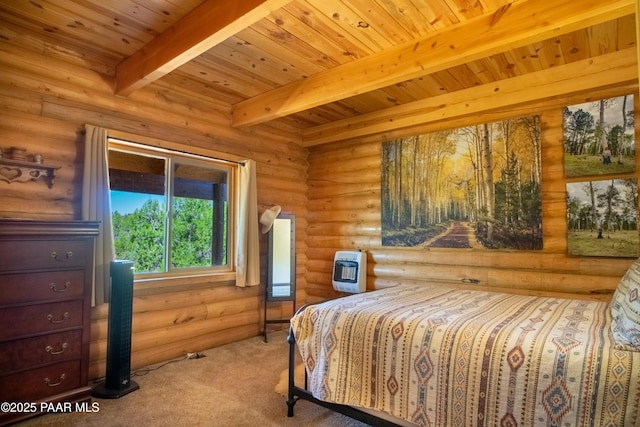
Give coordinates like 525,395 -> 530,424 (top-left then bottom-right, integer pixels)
610,258 -> 640,351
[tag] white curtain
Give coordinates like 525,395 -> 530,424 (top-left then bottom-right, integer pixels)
82,124 -> 115,306
236,159 -> 260,287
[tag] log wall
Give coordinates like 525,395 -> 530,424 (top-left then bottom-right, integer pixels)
2,15 -> 640,379
306,83 -> 639,303
0,20 -> 307,378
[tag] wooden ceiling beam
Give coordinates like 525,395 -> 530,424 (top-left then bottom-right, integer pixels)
300,48 -> 638,146
231,0 -> 635,127
114,0 -> 292,96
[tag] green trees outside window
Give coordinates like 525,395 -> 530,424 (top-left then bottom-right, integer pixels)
108,142 -> 231,275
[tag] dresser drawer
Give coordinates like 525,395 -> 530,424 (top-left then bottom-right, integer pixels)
0,220 -> 97,425
0,330 -> 82,375
0,240 -> 88,272
0,300 -> 84,340
0,270 -> 85,306
0,360 -> 82,401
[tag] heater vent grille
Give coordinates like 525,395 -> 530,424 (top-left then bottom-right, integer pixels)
332,251 -> 366,293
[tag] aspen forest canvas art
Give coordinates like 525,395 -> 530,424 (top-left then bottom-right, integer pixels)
563,94 -> 635,177
381,117 -> 542,250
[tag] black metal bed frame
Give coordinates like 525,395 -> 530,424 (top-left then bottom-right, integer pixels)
286,326 -> 401,427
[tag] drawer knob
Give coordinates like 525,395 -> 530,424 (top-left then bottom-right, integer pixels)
49,281 -> 71,292
47,312 -> 70,324
51,251 -> 73,262
44,373 -> 66,387
45,342 -> 68,355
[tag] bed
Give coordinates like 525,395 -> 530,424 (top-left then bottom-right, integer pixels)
287,261 -> 640,426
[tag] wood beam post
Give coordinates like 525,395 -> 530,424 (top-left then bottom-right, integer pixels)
301,49 -> 638,146
115,0 -> 291,96
232,0 -> 634,127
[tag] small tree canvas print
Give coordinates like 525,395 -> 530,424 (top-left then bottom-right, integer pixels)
566,178 -> 638,257
563,94 -> 635,177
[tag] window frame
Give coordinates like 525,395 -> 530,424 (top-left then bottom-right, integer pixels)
107,138 -> 237,279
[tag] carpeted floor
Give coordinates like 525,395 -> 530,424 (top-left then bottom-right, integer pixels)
17,330 -> 369,427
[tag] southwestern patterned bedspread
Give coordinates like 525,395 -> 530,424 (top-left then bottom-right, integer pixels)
291,284 -> 640,426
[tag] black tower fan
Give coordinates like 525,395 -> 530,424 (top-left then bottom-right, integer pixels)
92,260 -> 140,398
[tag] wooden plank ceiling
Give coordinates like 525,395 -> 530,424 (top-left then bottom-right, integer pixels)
0,0 -> 636,146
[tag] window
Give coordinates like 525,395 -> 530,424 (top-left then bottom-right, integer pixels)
107,139 -> 234,275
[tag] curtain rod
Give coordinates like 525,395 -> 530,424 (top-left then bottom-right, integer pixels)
82,129 -> 246,166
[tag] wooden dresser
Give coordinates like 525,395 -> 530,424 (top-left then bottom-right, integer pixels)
0,220 -> 99,425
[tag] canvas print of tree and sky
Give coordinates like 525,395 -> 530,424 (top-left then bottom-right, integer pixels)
381,116 -> 542,250
563,94 -> 635,177
566,179 -> 638,257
